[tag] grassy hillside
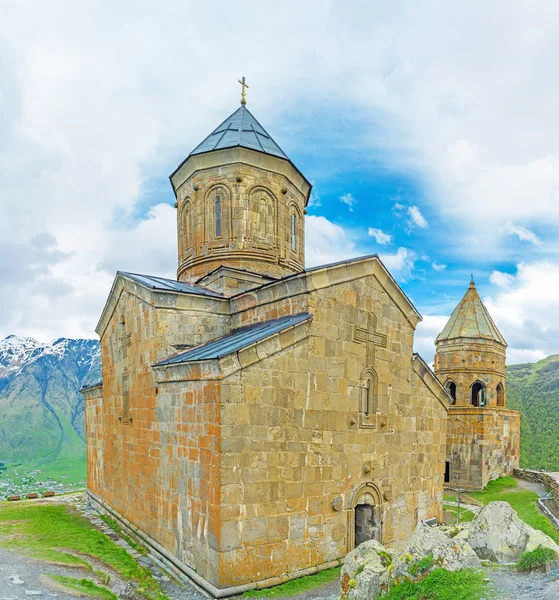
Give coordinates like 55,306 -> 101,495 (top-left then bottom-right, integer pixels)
507,354 -> 559,470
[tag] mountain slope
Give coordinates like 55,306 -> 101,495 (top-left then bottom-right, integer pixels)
507,354 -> 559,470
0,336 -> 100,465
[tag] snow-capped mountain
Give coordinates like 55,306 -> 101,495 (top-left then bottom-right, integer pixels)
0,335 -> 101,465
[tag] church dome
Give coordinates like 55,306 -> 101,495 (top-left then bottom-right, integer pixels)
169,99 -> 311,286
435,280 -> 506,346
189,105 -> 289,160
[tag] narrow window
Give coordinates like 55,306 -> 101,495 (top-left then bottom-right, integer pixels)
360,369 -> 378,428
445,380 -> 457,404
122,374 -> 130,424
291,213 -> 296,251
215,196 -> 222,237
471,381 -> 486,407
259,198 -> 266,235
496,383 -> 504,407
444,461 -> 451,483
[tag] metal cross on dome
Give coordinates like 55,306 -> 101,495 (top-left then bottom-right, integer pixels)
238,76 -> 249,105
354,313 -> 387,366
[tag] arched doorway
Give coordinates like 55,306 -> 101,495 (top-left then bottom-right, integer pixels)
347,482 -> 383,550
471,381 -> 486,407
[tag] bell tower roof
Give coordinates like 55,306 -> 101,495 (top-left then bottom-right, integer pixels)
435,279 -> 507,346
189,105 -> 289,160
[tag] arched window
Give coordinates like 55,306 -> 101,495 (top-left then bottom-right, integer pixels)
291,213 -> 297,251
215,196 -> 222,237
180,200 -> 191,250
471,381 -> 486,407
445,380 -> 457,404
496,383 -> 505,407
360,368 -> 378,429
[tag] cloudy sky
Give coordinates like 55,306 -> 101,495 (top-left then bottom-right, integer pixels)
1,0 -> 559,364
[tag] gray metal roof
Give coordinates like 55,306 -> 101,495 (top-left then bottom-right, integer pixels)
156,313 -> 311,365
118,271 -> 225,298
436,281 -> 507,345
189,105 -> 289,160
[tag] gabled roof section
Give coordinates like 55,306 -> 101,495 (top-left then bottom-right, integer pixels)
436,280 -> 506,345
118,271 -> 225,299
155,313 -> 311,365
189,105 -> 289,160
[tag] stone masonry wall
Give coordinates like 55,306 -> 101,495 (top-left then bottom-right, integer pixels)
88,279 -> 231,586
446,407 -> 520,490
215,274 -> 448,587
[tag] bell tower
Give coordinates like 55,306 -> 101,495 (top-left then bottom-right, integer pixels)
169,82 -> 311,295
434,279 -> 520,489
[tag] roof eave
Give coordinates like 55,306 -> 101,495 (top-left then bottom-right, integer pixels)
168,147 -> 312,205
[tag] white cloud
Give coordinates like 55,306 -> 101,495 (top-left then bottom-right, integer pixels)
501,222 -> 542,245
432,261 -> 447,272
379,247 -> 416,280
407,206 -> 429,229
489,270 -> 515,288
1,0 -> 559,349
305,215 -> 360,267
484,261 -> 559,361
414,315 -> 450,364
339,193 -> 357,212
368,227 -> 393,245
307,191 -> 322,208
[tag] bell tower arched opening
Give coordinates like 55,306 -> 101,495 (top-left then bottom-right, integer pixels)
471,381 -> 486,407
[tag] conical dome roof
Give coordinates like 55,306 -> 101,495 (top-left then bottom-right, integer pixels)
189,105 -> 289,159
435,280 -> 507,345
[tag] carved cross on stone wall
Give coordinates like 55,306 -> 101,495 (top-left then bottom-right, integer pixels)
354,314 -> 387,366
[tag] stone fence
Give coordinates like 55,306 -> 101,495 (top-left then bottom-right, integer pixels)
514,468 -> 559,516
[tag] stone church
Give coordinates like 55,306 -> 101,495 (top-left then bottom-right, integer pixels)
83,90 -> 518,595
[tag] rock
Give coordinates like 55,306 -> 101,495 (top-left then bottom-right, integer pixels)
24,592 -> 42,596
8,575 -> 24,585
468,501 -> 559,563
525,527 -> 559,555
391,523 -> 481,581
340,539 -> 399,600
469,502 -> 528,563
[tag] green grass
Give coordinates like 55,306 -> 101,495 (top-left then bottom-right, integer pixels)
99,514 -> 147,556
0,502 -> 168,600
243,566 -> 341,597
517,546 -> 558,572
50,575 -> 118,600
443,493 -> 457,502
443,504 -> 476,523
469,477 -> 559,544
384,568 -> 491,600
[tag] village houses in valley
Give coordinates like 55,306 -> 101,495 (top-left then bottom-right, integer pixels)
82,82 -> 520,595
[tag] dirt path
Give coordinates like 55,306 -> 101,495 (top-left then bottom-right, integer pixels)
515,477 -> 547,496
487,564 -> 559,599
0,546 -> 96,599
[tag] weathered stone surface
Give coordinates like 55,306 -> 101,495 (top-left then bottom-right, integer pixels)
525,526 -> 559,554
391,523 -> 481,580
340,540 -> 398,600
468,502 -> 559,562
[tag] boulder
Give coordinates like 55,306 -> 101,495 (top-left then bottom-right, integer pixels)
390,523 -> 481,581
525,527 -> 559,555
340,539 -> 399,600
467,501 -> 559,563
